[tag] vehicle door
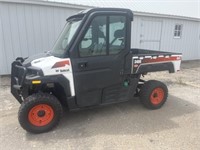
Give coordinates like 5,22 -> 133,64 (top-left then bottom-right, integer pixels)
71,14 -> 130,107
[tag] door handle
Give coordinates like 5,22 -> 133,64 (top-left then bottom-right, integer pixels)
78,62 -> 88,69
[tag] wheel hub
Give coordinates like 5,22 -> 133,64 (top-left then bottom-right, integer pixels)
37,110 -> 45,117
150,88 -> 164,105
28,104 -> 54,127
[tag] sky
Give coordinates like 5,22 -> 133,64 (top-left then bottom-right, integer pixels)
46,0 -> 200,19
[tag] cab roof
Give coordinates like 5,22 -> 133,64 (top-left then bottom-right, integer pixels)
67,8 -> 133,21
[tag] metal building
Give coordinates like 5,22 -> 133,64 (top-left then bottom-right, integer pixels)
0,0 -> 200,75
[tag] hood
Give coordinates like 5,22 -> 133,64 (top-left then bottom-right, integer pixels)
30,55 -> 72,76
23,52 -> 50,67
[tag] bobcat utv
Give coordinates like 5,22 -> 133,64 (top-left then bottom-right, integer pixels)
11,8 -> 182,133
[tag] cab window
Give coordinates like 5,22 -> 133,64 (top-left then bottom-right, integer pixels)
79,15 -> 126,57
109,16 -> 126,54
79,16 -> 107,57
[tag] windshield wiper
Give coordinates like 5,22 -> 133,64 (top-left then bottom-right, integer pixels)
46,51 -> 52,56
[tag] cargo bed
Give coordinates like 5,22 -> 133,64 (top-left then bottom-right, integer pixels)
130,49 -> 182,74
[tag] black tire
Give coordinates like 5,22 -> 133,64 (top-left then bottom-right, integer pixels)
139,80 -> 168,110
18,93 -> 63,133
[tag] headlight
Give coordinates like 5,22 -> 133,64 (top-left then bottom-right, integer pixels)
26,66 -> 43,77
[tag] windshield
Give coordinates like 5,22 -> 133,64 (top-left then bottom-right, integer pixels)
51,19 -> 82,57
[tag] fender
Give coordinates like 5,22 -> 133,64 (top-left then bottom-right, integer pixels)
24,74 -> 77,109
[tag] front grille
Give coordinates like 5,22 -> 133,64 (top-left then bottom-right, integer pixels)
11,60 -> 27,103
11,61 -> 27,86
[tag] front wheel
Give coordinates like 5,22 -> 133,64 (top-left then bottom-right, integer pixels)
139,80 -> 168,110
18,93 -> 63,133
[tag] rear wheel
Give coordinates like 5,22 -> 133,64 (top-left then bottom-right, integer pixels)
139,80 -> 168,109
18,93 -> 63,133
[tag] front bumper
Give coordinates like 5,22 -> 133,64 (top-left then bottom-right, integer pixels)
11,59 -> 27,103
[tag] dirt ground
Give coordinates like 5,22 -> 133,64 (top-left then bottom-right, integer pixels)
0,60 -> 200,150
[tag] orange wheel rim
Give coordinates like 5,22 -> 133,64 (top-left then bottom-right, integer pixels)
28,104 -> 54,127
150,88 -> 164,105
